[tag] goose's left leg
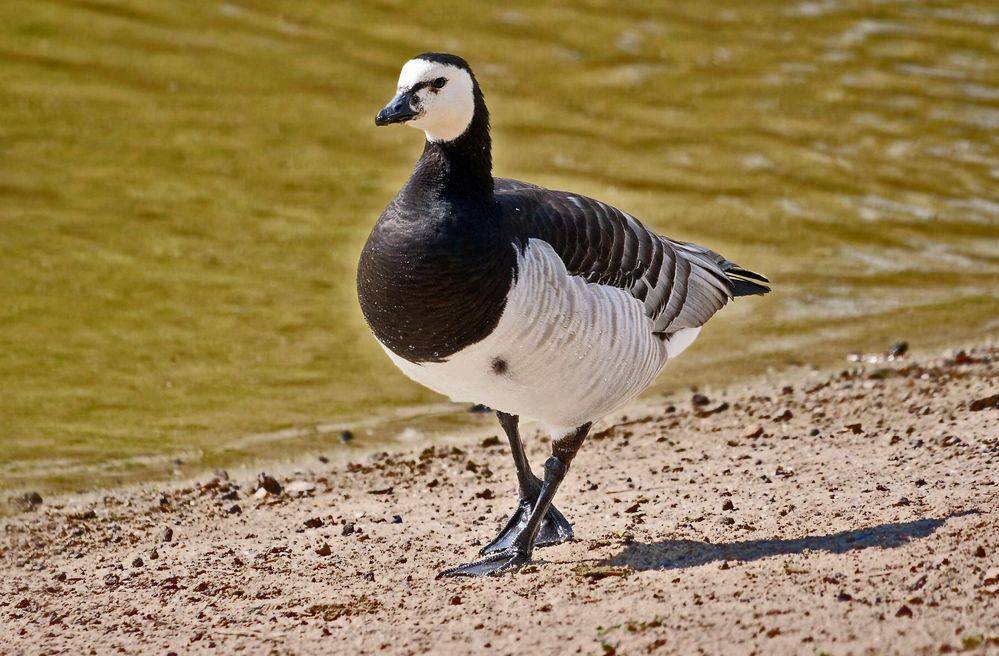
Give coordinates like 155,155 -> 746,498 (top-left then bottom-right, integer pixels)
438,422 -> 590,578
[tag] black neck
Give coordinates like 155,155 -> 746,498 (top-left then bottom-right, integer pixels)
404,86 -> 493,203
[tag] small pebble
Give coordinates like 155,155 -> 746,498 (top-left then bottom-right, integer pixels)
256,474 -> 282,495
691,393 -> 711,407
315,543 -> 332,557
286,480 -> 317,496
160,527 -> 173,543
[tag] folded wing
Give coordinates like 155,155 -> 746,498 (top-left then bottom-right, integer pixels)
495,178 -> 770,336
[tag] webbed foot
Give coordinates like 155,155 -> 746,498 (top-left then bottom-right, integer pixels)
437,548 -> 531,578
480,498 -> 572,554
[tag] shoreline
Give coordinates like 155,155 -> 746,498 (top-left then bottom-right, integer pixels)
3,333 -> 991,505
2,343 -> 997,654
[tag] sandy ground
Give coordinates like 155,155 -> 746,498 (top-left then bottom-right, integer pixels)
2,345 -> 998,655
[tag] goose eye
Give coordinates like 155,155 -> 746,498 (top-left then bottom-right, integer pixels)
432,77 -> 447,89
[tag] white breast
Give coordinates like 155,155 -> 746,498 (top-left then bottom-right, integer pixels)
382,239 -> 700,435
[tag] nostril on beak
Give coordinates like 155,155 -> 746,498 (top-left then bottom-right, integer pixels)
375,92 -> 419,126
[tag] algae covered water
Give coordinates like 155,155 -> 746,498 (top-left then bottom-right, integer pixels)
2,0 -> 997,494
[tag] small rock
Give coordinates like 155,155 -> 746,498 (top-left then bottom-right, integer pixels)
340,430 -> 354,443
467,404 -> 491,413
887,341 -> 908,360
158,495 -> 169,507
286,480 -> 317,496
391,515 -> 403,524
226,504 -> 242,514
303,517 -> 324,529
695,402 -> 730,418
691,393 -> 711,407
722,499 -> 735,511
808,428 -> 820,436
317,455 -> 330,464
254,488 -> 269,500
743,425 -> 764,439
315,543 -> 332,557
9,492 -> 43,512
160,527 -> 174,543
969,394 -> 999,411
837,592 -> 852,602
720,517 -> 735,525
974,545 -> 986,558
256,474 -> 282,495
773,408 -> 793,422
342,522 -> 356,536
896,604 -> 913,618
104,574 -> 120,587
481,435 -> 502,448
844,423 -> 863,434
148,548 -> 159,560
131,557 -> 144,568
450,595 -> 462,605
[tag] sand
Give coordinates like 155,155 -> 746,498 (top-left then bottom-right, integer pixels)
2,345 -> 997,655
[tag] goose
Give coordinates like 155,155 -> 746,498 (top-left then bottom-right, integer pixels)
358,53 -> 770,577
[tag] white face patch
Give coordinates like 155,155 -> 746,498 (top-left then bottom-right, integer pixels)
395,59 -> 475,143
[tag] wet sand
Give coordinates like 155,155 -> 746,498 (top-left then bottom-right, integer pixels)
2,345 -> 997,655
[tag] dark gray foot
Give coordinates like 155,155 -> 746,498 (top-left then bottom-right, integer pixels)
437,548 -> 531,578
480,498 -> 573,555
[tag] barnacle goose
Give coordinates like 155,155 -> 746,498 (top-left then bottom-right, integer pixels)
358,53 -> 770,577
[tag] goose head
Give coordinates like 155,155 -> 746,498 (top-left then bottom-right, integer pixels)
375,53 -> 480,143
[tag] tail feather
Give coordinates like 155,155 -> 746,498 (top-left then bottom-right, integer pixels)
720,263 -> 771,297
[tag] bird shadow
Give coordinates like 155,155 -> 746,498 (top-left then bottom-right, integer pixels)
603,510 -> 980,571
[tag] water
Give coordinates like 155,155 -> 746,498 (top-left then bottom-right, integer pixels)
2,0 -> 997,496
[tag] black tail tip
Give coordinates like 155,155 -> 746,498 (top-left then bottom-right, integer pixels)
726,267 -> 771,297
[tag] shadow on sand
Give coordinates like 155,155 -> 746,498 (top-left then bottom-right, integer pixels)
605,510 -> 979,571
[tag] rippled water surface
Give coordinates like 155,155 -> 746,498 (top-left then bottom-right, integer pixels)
2,0 -> 997,494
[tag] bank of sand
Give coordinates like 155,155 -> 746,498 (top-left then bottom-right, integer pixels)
2,345 -> 997,655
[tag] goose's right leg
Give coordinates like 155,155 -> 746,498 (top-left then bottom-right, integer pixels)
479,411 -> 573,554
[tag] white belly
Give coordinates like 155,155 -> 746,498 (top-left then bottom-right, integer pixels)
382,239 -> 699,435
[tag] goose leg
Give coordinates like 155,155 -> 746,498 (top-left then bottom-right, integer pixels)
479,412 -> 573,555
440,423 -> 590,578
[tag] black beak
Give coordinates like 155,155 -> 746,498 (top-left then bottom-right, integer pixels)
375,91 -> 419,126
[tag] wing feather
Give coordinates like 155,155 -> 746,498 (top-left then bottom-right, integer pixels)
496,179 -> 770,336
